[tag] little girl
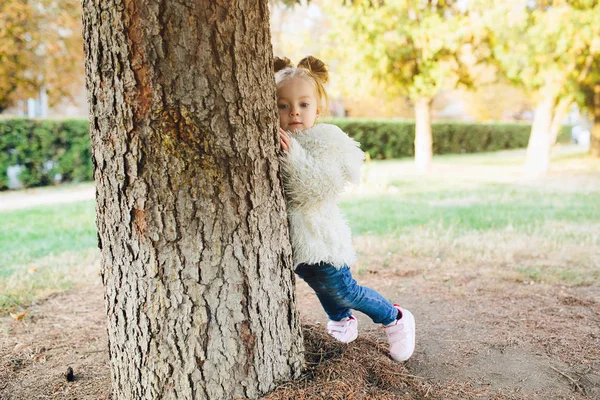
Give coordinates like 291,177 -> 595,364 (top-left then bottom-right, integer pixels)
275,56 -> 416,362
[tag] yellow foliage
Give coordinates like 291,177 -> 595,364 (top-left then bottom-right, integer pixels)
0,0 -> 83,110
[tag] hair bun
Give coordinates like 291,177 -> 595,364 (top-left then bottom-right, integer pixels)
274,56 -> 293,73
298,56 -> 329,84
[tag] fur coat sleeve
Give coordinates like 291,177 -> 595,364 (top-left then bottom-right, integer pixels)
279,124 -> 364,208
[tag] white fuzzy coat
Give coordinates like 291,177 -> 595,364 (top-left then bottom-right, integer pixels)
280,123 -> 365,269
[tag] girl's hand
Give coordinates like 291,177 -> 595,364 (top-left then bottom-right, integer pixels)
279,128 -> 291,152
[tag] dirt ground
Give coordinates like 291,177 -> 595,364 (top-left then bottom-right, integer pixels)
1,254 -> 599,400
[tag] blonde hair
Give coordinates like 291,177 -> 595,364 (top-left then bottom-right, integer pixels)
274,56 -> 329,116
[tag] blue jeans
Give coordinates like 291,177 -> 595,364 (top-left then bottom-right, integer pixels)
295,263 -> 398,325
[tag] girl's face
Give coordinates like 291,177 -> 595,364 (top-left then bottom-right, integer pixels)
277,78 -> 321,132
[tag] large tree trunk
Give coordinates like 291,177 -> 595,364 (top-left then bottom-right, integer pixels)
414,97 -> 433,174
82,1 -> 304,399
591,84 -> 600,158
524,89 -> 557,177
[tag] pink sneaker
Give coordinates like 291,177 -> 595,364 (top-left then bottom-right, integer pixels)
384,305 -> 415,361
327,316 -> 358,344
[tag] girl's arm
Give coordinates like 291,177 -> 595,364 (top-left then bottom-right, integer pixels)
279,124 -> 365,207
279,134 -> 346,207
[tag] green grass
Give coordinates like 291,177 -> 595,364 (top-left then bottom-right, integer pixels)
0,145 -> 598,312
0,200 -> 99,313
0,200 -> 97,277
344,145 -> 600,241
341,186 -> 600,238
0,248 -> 100,313
343,146 -> 599,285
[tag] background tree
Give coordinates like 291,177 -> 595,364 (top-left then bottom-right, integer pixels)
587,83 -> 600,157
576,58 -> 600,157
82,0 -> 304,399
483,0 -> 600,175
0,0 -> 83,111
560,0 -> 600,158
323,0 -> 477,173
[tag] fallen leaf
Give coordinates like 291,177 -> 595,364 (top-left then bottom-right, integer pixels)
10,311 -> 28,320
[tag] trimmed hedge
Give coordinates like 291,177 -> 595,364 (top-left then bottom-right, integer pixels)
0,119 -> 92,190
0,118 -> 571,190
329,118 -> 572,159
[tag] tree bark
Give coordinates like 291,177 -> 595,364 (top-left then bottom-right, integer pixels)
414,97 -> 433,174
549,95 -> 572,146
82,1 -> 304,399
591,84 -> 600,158
524,87 -> 557,177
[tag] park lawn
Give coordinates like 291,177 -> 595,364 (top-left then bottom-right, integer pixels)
0,200 -> 97,276
0,201 -> 99,313
1,146 -> 598,313
344,185 -> 599,286
346,146 -> 599,286
344,186 -> 599,237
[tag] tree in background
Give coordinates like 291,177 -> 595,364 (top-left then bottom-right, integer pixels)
484,0 -> 600,175
82,0 -> 304,398
560,0 -> 600,158
322,0 -> 478,173
0,0 -> 83,112
587,85 -> 600,158
577,58 -> 600,157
